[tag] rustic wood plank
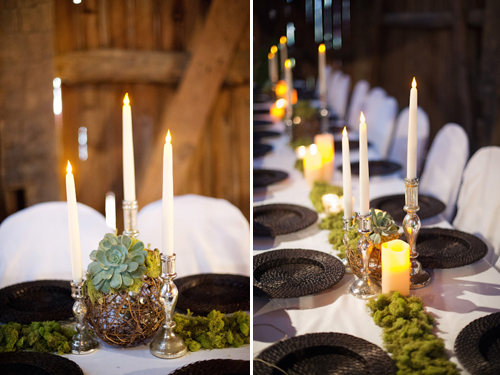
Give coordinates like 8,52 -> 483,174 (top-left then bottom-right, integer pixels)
54,49 -> 250,85
137,0 -> 250,206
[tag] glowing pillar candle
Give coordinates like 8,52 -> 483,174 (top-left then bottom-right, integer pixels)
280,36 -> 288,75
295,145 -> 306,160
66,161 -> 82,283
342,127 -> 353,218
314,133 -> 334,182
275,80 -> 288,99
122,93 -> 136,202
105,192 -> 116,231
270,99 -> 286,119
303,144 -> 323,187
284,59 -> 293,114
359,112 -> 370,215
318,44 -> 326,104
163,131 -> 174,257
268,50 -> 278,85
382,240 -> 410,295
407,78 -> 418,179
322,194 -> 341,214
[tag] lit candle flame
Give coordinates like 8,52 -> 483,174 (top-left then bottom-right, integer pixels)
268,52 -> 274,59
412,77 -> 417,88
310,144 -> 318,155
166,130 -> 171,144
280,36 -> 287,44
270,45 -> 278,54
343,126 -> 347,136
360,112 -> 365,123
285,59 -> 291,68
298,146 -> 306,158
123,93 -> 130,106
318,44 -> 326,53
67,161 -> 72,174
276,98 -> 286,108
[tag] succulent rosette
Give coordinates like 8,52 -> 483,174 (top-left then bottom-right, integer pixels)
88,233 -> 147,293
369,208 -> 400,246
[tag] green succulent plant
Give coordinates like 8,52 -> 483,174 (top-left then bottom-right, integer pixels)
87,233 -> 147,293
370,208 -> 399,245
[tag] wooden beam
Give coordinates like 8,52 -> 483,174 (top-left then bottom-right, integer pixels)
137,0 -> 249,205
54,49 -> 249,85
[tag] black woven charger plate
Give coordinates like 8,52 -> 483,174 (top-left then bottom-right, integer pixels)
0,280 -> 73,324
254,332 -> 397,375
170,359 -> 250,375
253,249 -> 345,299
254,169 -> 289,188
455,312 -> 500,375
175,274 -> 250,315
370,194 -> 446,223
254,130 -> 281,140
253,204 -> 318,237
0,352 -> 83,375
341,160 -> 402,176
254,143 -> 273,158
254,120 -> 273,127
416,228 -> 488,269
254,108 -> 271,114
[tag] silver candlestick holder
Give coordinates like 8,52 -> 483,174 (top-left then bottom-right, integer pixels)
349,212 -> 381,299
150,254 -> 187,359
70,281 -> 99,354
319,106 -> 329,134
123,200 -> 139,239
342,215 -> 356,273
403,177 -> 431,289
284,107 -> 293,143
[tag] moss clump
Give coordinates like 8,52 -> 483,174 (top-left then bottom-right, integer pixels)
173,310 -> 250,352
0,321 -> 75,355
367,292 -> 459,375
309,181 -> 344,213
294,158 -> 304,174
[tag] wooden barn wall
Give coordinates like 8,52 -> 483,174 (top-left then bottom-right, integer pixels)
53,0 -> 250,228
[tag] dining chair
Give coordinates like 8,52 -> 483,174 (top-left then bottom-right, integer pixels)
367,96 -> 398,159
361,87 -> 387,126
387,106 -> 430,178
453,146 -> 500,270
137,194 -> 250,277
346,79 -> 370,131
326,70 -> 343,115
420,123 -> 469,222
333,74 -> 351,120
0,202 -> 110,288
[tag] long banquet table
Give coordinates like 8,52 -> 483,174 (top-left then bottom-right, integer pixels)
252,112 -> 500,374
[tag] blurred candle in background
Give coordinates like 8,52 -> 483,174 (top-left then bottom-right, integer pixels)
304,144 -> 323,188
122,93 -> 136,202
359,112 -> 370,215
342,127 -> 353,218
280,36 -> 288,76
318,44 -> 326,105
314,133 -> 334,182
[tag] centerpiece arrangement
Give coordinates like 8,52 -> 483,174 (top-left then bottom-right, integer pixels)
85,233 -> 163,347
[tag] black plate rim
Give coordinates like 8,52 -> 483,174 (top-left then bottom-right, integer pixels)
175,273 -> 250,315
253,248 -> 345,299
169,359 -> 250,375
0,352 -> 84,375
0,279 -> 73,324
253,130 -> 281,139
254,332 -> 397,375
417,228 -> 488,269
370,194 -> 446,222
253,204 -> 318,237
253,169 -> 289,188
338,160 -> 402,176
455,312 -> 500,375
253,143 -> 273,158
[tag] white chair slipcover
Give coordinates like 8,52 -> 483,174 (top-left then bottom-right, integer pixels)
367,96 -> 398,158
361,87 -> 387,126
326,70 -> 343,115
388,106 -> 430,177
137,194 -> 250,277
346,79 -> 370,131
0,202 -> 110,288
332,74 -> 351,119
453,147 -> 500,270
420,123 -> 469,222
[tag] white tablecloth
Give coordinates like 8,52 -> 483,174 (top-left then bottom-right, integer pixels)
252,118 -> 500,374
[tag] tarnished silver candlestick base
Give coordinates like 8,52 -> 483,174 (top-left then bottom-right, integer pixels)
123,200 -> 139,239
404,177 -> 431,289
342,215 -> 356,273
284,104 -> 293,143
70,281 -> 99,355
350,212 -> 381,299
150,254 -> 187,359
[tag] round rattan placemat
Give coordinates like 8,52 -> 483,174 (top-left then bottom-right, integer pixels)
253,204 -> 318,237
254,169 -> 289,188
0,280 -> 73,324
175,274 -> 250,315
370,194 -> 446,223
169,359 -> 250,374
253,249 -> 345,299
254,332 -> 397,375
0,352 -> 83,375
254,120 -> 273,127
417,228 -> 488,269
254,143 -> 273,158
455,312 -> 500,375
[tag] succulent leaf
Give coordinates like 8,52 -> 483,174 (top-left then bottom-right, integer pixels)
130,241 -> 144,252
110,273 -> 122,289
104,233 -> 117,244
122,273 -> 134,286
127,261 -> 139,272
119,235 -> 132,251
99,239 -> 112,251
90,250 -> 98,261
